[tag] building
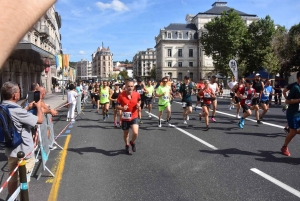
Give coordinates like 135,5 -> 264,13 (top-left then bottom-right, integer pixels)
0,5 -> 62,96
91,43 -> 113,80
113,62 -> 133,80
75,59 -> 92,80
155,1 -> 259,81
132,48 -> 156,79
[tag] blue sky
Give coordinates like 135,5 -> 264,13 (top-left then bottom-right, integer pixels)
55,0 -> 300,62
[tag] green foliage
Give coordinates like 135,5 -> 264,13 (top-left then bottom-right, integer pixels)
119,70 -> 129,80
150,65 -> 156,80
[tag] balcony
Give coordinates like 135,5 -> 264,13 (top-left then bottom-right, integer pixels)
39,25 -> 50,36
45,10 -> 56,27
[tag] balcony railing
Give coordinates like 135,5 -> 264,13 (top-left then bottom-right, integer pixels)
39,25 -> 50,36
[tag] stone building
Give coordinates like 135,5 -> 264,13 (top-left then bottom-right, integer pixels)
75,59 -> 92,80
91,43 -> 113,80
132,48 -> 156,79
0,5 -> 62,97
155,1 -> 259,81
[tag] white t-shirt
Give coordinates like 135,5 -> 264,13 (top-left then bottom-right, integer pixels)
209,83 -> 218,93
228,81 -> 238,92
67,90 -> 77,104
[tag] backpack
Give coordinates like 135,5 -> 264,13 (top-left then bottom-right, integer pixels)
0,104 -> 23,148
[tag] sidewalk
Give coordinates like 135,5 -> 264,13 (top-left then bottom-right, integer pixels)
17,92 -> 67,109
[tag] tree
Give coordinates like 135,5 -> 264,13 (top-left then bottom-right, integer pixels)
200,9 -> 247,77
150,65 -> 156,80
288,23 -> 300,70
119,70 -> 129,80
240,15 -> 276,74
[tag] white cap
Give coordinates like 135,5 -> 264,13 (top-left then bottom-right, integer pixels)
255,73 -> 260,76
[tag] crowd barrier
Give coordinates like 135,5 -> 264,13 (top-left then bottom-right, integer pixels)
0,101 -> 77,201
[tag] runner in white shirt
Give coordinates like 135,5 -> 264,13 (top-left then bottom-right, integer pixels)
209,76 -> 219,122
228,77 -> 238,110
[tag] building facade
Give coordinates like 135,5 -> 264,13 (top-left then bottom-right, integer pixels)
75,59 -> 92,80
132,48 -> 156,79
0,5 -> 62,96
91,44 -> 113,80
155,1 -> 259,81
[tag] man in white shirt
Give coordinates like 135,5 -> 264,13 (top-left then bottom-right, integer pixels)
228,77 -> 238,110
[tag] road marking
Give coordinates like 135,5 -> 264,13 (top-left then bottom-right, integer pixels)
47,134 -> 71,201
65,130 -> 70,133
146,111 -> 218,150
250,168 -> 300,198
173,101 -> 285,129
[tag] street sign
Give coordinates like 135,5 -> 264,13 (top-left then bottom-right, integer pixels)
229,59 -> 238,79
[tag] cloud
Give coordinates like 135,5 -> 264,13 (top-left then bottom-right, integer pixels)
79,51 -> 86,55
96,0 -> 130,12
71,9 -> 84,16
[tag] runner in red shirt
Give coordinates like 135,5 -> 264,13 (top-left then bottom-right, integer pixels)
195,79 -> 205,112
236,79 -> 261,129
198,80 -> 215,131
117,79 -> 141,154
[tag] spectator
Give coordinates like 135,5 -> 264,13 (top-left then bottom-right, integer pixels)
1,81 -> 43,197
67,84 -> 77,121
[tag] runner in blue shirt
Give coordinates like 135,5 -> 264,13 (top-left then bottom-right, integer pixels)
260,79 -> 273,119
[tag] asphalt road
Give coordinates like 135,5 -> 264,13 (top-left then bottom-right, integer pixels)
1,96 -> 300,201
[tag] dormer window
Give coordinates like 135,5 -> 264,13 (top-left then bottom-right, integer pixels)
167,32 -> 171,39
178,32 -> 183,39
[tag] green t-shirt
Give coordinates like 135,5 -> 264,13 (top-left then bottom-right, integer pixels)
145,85 -> 154,98
156,85 -> 171,106
287,83 -> 300,116
100,86 -> 110,104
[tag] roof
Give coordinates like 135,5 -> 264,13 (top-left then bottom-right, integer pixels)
196,2 -> 257,17
164,23 -> 197,31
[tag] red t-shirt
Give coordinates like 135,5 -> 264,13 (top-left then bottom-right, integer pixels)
197,83 -> 205,91
117,91 -> 141,121
200,88 -> 213,104
239,86 -> 256,106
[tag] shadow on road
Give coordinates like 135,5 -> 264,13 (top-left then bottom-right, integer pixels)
68,147 -> 128,156
224,131 -> 286,138
199,148 -> 300,165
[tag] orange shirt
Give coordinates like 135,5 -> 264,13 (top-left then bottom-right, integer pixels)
117,91 -> 141,121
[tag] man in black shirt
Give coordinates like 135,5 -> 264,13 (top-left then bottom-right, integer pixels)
273,81 -> 282,105
252,73 -> 264,105
134,78 -> 145,124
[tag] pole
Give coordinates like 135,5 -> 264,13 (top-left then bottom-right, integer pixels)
17,151 -> 29,201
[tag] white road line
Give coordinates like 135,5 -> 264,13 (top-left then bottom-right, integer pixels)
145,111 -> 218,150
173,101 -> 285,129
250,168 -> 300,198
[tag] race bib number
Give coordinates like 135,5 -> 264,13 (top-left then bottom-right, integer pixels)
122,112 -> 132,120
245,99 -> 252,105
182,102 -> 187,107
146,93 -> 152,98
101,94 -> 108,98
204,93 -> 211,98
162,95 -> 169,100
137,90 -> 143,95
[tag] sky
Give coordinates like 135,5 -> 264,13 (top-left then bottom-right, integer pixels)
55,0 -> 300,62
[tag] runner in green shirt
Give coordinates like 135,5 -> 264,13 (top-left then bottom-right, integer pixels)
144,80 -> 154,117
156,77 -> 172,127
99,81 -> 111,121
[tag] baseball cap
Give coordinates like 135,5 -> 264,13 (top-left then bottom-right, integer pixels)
255,73 -> 260,76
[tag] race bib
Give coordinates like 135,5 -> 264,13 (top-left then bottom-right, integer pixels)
101,94 -> 108,98
162,95 -> 169,100
146,93 -> 152,98
122,112 -> 132,120
182,102 -> 187,107
264,90 -> 270,97
245,99 -> 251,105
204,93 -> 211,98
137,90 -> 143,95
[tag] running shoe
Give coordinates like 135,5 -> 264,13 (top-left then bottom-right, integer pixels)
130,141 -> 136,152
228,105 -> 232,110
187,115 -> 190,121
199,113 -> 202,121
194,107 -> 198,112
148,114 -> 151,118
257,120 -> 262,124
283,127 -> 289,134
139,120 -> 143,124
114,122 -> 117,127
49,145 -> 57,150
183,120 -> 187,124
66,118 -> 69,121
125,145 -> 130,154
232,105 -> 235,109
238,122 -> 243,129
240,118 -> 245,126
93,104 -> 96,109
158,120 -> 162,127
106,113 -> 109,118
117,122 -> 120,128
236,114 -> 240,119
211,117 -> 216,122
203,126 -> 210,131
103,117 -> 106,121
281,146 -> 290,156
169,116 -> 172,121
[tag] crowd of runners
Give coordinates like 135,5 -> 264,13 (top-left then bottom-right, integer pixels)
69,72 -> 300,156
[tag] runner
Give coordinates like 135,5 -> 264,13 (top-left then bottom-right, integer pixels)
144,80 -> 154,117
178,76 -> 193,124
134,78 -> 145,124
237,80 -> 262,129
99,80 -> 111,121
252,73 -> 264,106
209,76 -> 219,122
259,79 -> 273,120
228,77 -> 238,110
156,77 -> 172,127
109,82 -> 122,127
274,81 -> 282,105
198,80 -> 215,131
195,79 -> 205,112
232,77 -> 245,119
219,80 -> 224,97
116,79 -> 141,154
94,82 -> 100,112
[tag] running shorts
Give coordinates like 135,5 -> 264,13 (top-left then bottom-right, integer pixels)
121,118 -> 138,130
182,101 -> 193,108
158,103 -> 170,112
201,103 -> 211,108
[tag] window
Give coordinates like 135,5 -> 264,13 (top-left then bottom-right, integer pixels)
178,49 -> 182,57
103,56 -> 105,59
167,33 -> 171,38
189,49 -> 193,57
178,62 -> 182,67
103,62 -> 105,65
199,48 -> 202,56
168,72 -> 172,78
189,62 -> 193,67
190,33 -> 193,39
178,73 -> 182,81
178,33 -> 182,39
167,49 -> 172,57
168,62 -> 172,67
189,72 -> 193,81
